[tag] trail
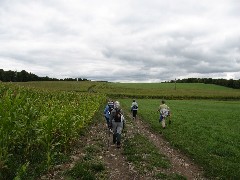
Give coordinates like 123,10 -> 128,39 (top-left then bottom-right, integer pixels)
40,110 -> 206,180
132,115 -> 206,179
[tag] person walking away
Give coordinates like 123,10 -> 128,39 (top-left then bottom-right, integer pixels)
110,101 -> 124,148
157,100 -> 170,129
103,99 -> 114,130
131,99 -> 138,120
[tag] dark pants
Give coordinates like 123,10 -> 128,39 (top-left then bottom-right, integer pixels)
132,110 -> 137,118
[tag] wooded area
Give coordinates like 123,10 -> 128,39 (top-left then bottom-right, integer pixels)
0,69 -> 88,82
168,77 -> 240,89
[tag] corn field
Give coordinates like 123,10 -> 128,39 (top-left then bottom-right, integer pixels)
0,83 -> 106,179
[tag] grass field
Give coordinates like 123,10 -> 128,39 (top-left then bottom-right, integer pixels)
14,81 -> 240,100
96,82 -> 240,99
2,81 -> 240,179
120,99 -> 240,179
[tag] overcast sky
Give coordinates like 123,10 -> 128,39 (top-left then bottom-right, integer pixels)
0,0 -> 240,82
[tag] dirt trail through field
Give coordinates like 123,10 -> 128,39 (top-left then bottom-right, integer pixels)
132,115 -> 206,179
41,110 -> 206,180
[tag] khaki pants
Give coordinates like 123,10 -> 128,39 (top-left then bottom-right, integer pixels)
159,115 -> 166,128
161,118 -> 166,128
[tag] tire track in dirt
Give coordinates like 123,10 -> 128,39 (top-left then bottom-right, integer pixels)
99,115 -> 162,180
98,121 -> 141,180
100,110 -> 207,180
129,113 -> 207,180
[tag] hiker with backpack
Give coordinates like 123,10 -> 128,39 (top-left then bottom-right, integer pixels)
110,101 -> 125,148
104,99 -> 114,130
131,99 -> 138,120
157,100 -> 170,129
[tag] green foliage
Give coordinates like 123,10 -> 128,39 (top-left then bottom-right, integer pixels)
2,81 -> 240,179
15,81 -> 98,92
0,83 -> 106,179
120,99 -> 240,179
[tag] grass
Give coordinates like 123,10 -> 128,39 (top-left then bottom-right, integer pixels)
96,82 -> 240,99
13,81 -> 240,100
120,99 -> 240,179
4,81 -> 240,179
64,144 -> 105,180
123,133 -> 171,171
123,132 -> 186,179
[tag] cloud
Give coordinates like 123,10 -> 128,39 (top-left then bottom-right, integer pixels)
0,0 -> 240,82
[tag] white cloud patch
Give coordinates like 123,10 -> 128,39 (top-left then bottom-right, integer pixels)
0,0 -> 240,82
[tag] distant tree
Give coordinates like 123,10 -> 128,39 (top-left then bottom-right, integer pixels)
0,69 -> 86,82
171,77 -> 240,89
0,69 -> 5,81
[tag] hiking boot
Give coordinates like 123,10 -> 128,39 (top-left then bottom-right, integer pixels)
113,134 -> 117,144
116,142 -> 121,148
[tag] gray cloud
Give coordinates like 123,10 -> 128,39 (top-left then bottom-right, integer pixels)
0,0 -> 240,82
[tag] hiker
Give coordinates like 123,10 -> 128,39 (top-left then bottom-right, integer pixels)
110,101 -> 125,148
131,99 -> 138,120
157,100 -> 170,129
104,99 -> 114,130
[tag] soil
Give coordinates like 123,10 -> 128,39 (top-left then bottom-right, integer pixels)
40,111 -> 207,180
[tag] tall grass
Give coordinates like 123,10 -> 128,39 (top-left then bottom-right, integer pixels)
0,83 -> 106,179
15,81 -> 99,92
120,99 -> 240,179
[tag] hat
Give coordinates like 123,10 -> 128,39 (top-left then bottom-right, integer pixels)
114,101 -> 120,108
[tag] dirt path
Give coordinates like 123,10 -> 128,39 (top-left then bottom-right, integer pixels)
99,123 -> 140,180
132,115 -> 206,179
40,110 -> 206,180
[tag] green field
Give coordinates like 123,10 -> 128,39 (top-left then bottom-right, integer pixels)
120,99 -> 240,179
15,81 -> 99,92
0,83 -> 106,179
1,81 -> 240,179
15,81 -> 240,99
96,82 -> 240,99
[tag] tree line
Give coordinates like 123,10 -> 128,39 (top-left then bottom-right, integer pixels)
0,69 -> 89,82
168,78 -> 240,89
1,69 -> 239,89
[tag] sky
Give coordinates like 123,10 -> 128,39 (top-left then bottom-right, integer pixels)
0,0 -> 240,82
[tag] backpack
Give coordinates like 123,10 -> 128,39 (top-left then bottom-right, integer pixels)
114,108 -> 122,122
132,105 -> 138,109
160,108 -> 169,118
